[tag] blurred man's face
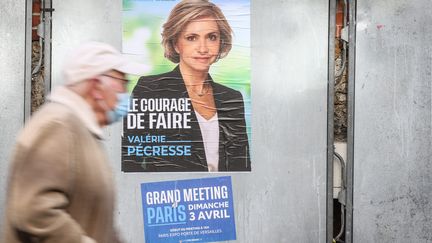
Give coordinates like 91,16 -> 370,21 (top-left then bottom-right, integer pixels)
94,70 -> 129,125
99,70 -> 128,109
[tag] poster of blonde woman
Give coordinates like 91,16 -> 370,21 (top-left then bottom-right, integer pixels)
122,0 -> 251,172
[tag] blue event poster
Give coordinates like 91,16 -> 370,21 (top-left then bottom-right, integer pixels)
141,176 -> 236,243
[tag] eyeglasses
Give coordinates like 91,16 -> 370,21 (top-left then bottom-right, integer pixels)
101,74 -> 129,83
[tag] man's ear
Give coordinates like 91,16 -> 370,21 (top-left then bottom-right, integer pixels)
89,78 -> 104,99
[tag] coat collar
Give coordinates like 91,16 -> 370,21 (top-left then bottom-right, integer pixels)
48,86 -> 104,139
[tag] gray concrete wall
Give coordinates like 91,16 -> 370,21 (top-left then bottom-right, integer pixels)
353,1 -> 432,242
0,0 -> 27,230
252,0 -> 329,241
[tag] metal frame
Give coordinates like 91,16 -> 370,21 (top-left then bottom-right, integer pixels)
24,0 -> 33,121
345,0 -> 357,242
327,0 -> 337,242
43,0 -> 53,95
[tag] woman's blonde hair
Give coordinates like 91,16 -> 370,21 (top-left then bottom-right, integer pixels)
162,0 -> 233,63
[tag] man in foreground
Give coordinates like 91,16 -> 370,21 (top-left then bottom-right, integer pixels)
2,42 -> 145,243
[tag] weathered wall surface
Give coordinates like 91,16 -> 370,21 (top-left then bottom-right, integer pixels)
334,41 -> 348,142
32,41 -> 45,113
353,1 -> 432,242
0,0 -> 27,230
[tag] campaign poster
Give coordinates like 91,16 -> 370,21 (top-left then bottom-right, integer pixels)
121,0 -> 251,172
141,176 -> 236,243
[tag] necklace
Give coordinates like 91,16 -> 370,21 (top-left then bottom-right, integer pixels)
188,83 -> 211,97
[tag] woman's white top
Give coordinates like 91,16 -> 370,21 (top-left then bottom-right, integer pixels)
195,112 -> 220,172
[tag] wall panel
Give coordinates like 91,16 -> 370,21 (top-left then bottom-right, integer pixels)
354,1 -> 432,242
51,0 -> 329,242
0,0 -> 27,229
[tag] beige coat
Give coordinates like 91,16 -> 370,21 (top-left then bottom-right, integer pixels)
2,87 -> 121,243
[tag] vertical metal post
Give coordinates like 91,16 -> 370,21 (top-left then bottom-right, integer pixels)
43,0 -> 52,95
345,0 -> 356,242
24,0 -> 33,121
327,0 -> 337,242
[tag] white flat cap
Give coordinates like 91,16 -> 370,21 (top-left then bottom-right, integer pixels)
63,41 -> 146,85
